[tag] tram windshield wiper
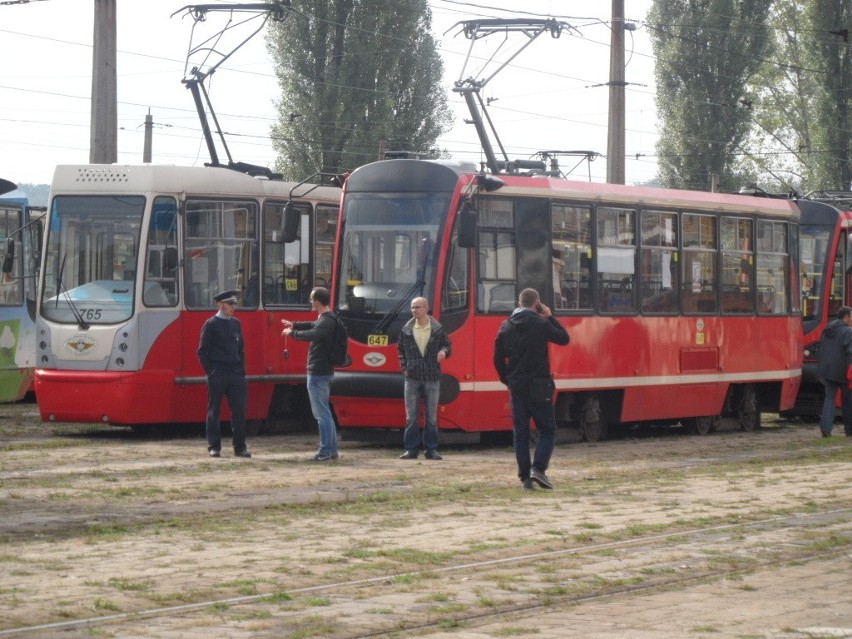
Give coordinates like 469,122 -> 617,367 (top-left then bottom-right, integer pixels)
55,254 -> 89,331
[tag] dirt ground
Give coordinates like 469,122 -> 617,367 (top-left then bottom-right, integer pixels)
0,405 -> 850,639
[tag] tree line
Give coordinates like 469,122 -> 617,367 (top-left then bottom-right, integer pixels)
266,0 -> 850,195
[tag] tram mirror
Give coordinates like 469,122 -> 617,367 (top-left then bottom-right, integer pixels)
1,237 -> 14,274
281,201 -> 300,243
457,201 -> 477,249
163,247 -> 178,272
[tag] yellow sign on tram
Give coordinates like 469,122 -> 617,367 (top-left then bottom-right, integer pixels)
368,334 -> 389,347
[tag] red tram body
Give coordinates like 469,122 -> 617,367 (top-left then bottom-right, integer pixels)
35,164 -> 340,426
330,159 -> 803,440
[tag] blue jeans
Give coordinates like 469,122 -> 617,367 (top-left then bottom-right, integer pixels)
820,379 -> 852,435
510,390 -> 557,481
403,378 -> 440,452
307,374 -> 337,456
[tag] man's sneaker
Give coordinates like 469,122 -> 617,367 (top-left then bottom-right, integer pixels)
312,453 -> 337,462
235,449 -> 252,458
424,450 -> 443,460
208,449 -> 221,458
522,478 -> 535,491
399,450 -> 419,459
530,468 -> 553,489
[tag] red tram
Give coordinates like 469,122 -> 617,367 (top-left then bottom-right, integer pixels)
328,159 -> 803,440
35,164 -> 340,426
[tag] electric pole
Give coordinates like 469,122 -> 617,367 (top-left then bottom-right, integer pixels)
90,0 -> 117,164
606,0 -> 625,185
143,110 -> 153,163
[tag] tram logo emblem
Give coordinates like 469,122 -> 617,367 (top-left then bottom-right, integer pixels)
363,352 -> 387,367
65,334 -> 96,355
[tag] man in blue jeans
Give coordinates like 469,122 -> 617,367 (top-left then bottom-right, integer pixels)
494,288 -> 569,489
281,287 -> 340,461
816,305 -> 852,438
397,297 -> 451,460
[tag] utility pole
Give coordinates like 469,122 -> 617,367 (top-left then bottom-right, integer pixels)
143,110 -> 153,163
606,0 -> 625,185
90,0 -> 117,164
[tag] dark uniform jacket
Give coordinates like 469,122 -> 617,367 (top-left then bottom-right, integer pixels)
397,317 -> 452,382
197,315 -> 245,376
817,318 -> 852,384
290,312 -> 336,376
493,307 -> 569,393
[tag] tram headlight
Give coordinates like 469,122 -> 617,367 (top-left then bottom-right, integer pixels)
41,355 -> 48,364
39,341 -> 46,350
115,357 -> 125,367
119,342 -> 128,352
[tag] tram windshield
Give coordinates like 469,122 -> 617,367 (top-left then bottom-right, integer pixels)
41,195 -> 144,325
337,192 -> 448,323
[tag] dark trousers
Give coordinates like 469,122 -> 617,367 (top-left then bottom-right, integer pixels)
509,390 -> 557,481
205,369 -> 247,452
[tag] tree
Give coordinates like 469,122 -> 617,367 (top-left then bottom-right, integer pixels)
267,0 -> 452,180
648,0 -> 773,191
738,0 -> 851,193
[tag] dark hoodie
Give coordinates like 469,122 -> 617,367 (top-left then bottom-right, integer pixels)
493,307 -> 570,393
817,317 -> 852,384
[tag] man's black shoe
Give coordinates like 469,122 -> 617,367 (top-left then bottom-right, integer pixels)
208,449 -> 221,458
399,450 -> 419,459
234,449 -> 252,458
530,468 -> 553,489
424,450 -> 443,460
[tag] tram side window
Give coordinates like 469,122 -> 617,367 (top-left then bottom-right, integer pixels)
263,201 -> 311,305
143,197 -> 179,307
551,204 -> 591,312
597,206 -> 637,314
0,206 -> 22,306
314,205 -> 337,291
640,210 -> 678,314
719,217 -> 754,314
442,218 -> 469,314
476,197 -> 516,313
756,220 -> 788,314
184,199 -> 258,309
682,213 -> 718,314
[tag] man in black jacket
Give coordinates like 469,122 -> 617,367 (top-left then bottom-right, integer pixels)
197,290 -> 251,458
494,288 -> 569,489
816,305 -> 852,437
281,287 -> 340,461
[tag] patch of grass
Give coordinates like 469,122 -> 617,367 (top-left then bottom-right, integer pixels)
491,628 -> 540,637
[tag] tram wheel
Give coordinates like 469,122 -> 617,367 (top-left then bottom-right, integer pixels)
685,415 -> 718,436
580,395 -> 608,442
736,385 -> 761,432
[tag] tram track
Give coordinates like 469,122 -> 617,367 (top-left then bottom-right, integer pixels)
5,506 -> 850,637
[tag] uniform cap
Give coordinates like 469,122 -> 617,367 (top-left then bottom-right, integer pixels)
213,290 -> 239,304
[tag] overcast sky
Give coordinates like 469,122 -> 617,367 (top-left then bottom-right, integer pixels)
0,0 -> 657,186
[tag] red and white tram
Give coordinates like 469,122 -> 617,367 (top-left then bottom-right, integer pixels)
328,159 -> 803,440
35,164 -> 340,426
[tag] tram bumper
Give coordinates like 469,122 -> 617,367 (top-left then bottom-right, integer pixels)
34,369 -> 176,424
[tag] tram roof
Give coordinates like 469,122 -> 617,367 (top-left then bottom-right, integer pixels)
50,164 -> 341,203
492,174 -> 800,218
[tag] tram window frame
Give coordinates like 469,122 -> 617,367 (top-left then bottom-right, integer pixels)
639,209 -> 679,315
719,216 -> 755,315
262,200 -> 313,306
551,203 -> 592,313
441,215 -> 469,332
0,206 -> 23,307
476,197 -> 517,314
681,212 -> 718,315
755,219 -> 789,315
184,198 -> 258,310
596,206 -> 637,315
789,223 -> 801,314
142,196 -> 179,308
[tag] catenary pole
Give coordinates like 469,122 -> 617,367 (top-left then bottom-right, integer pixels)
90,0 -> 117,164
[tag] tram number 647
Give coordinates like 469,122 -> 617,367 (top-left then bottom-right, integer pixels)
367,334 -> 388,347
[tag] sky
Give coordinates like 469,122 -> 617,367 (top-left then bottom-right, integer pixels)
0,0 -> 657,187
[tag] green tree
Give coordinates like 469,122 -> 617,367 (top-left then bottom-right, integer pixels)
739,0 -> 851,193
802,0 -> 851,190
648,0 -> 773,191
267,0 -> 452,180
